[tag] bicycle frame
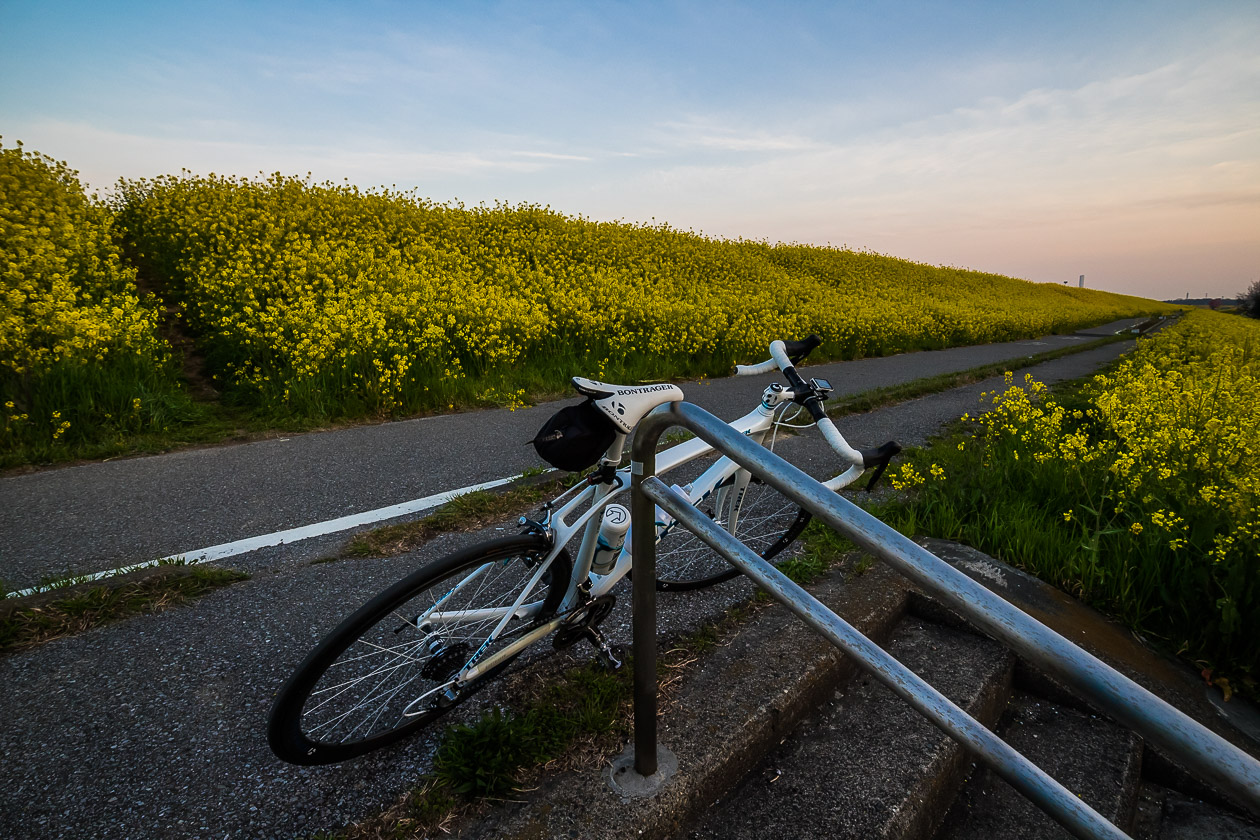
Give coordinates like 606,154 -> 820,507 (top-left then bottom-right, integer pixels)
449,386 -> 836,689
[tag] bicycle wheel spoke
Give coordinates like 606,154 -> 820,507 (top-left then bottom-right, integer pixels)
655,474 -> 809,589
271,536 -> 568,761
304,641 -> 427,720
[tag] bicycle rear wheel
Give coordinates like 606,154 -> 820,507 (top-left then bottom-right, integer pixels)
268,534 -> 570,765
654,469 -> 811,591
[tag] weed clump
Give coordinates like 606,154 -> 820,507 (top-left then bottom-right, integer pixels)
0,567 -> 248,654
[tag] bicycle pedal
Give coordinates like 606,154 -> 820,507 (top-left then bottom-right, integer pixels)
584,626 -> 626,671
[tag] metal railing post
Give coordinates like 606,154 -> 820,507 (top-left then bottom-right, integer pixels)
630,415 -> 663,778
641,476 -> 1128,840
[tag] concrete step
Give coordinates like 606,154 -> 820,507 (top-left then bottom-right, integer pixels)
934,692 -> 1143,839
449,541 -> 1260,840
686,615 -> 1014,840
1133,783 -> 1260,839
456,557 -> 912,840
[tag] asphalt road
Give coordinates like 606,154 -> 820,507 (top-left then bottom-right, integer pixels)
0,324 -> 1146,838
1,322 -> 1141,592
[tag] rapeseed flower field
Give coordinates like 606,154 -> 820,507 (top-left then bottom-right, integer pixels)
1,140 -> 186,460
110,172 -> 1172,419
880,310 -> 1259,694
5,147 -> 1174,463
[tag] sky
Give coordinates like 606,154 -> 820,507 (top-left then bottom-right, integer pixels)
2,1 -> 1257,301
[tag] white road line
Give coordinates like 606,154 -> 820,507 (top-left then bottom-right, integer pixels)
10,471 -> 549,597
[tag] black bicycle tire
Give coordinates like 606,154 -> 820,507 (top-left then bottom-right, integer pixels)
654,474 -> 812,592
267,534 -> 568,765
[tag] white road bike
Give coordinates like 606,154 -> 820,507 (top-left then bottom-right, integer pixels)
268,336 -> 900,764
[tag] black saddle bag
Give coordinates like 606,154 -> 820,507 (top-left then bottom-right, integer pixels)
530,399 -> 617,472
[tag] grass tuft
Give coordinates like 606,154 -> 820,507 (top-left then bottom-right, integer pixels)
343,478 -> 569,559
0,566 -> 249,654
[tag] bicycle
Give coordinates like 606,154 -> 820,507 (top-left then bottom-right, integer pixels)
268,335 -> 900,765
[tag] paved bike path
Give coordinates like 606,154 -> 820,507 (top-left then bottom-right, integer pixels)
0,321 -> 1144,591
0,337 -> 1143,839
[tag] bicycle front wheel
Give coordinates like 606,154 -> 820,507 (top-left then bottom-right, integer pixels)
655,470 -> 811,591
268,534 -> 570,765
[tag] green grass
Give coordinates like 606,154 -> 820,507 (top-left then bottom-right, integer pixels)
823,335 -> 1123,421
31,571 -> 94,592
435,663 -> 630,799
327,656 -> 635,839
775,523 -> 849,586
0,397 -> 289,472
0,566 -> 249,654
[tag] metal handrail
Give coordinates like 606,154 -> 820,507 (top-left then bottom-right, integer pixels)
628,400 -> 1260,840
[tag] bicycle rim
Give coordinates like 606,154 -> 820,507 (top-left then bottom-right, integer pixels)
268,535 -> 568,764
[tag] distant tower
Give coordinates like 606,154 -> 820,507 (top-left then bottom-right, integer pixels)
1079,275 -> 1085,288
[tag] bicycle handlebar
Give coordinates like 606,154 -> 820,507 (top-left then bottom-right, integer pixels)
741,337 -> 902,479
734,334 -> 823,376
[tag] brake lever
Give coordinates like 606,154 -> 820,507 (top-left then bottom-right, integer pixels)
864,459 -> 892,492
857,441 -> 902,492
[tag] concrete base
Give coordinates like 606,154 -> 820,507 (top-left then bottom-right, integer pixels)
606,743 -> 679,800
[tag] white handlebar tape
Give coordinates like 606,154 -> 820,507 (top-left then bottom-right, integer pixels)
735,359 -> 778,376
768,340 -> 792,372
822,462 -> 866,491
817,417 -> 866,468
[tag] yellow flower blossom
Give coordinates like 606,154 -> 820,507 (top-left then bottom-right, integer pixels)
102,167 -> 1176,421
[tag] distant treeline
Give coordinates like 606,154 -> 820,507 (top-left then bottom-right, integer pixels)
1165,298 -> 1241,307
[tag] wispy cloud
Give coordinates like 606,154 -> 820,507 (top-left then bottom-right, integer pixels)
538,43 -> 1258,294
13,120 -> 594,193
511,151 -> 592,162
654,118 -> 824,153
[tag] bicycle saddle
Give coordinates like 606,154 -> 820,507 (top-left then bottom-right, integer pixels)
571,377 -> 684,434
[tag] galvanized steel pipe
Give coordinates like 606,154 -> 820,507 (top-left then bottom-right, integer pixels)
643,476 -> 1128,840
632,401 -> 1260,818
630,440 -> 660,778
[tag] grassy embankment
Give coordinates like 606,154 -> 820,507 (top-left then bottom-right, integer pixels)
3,139 -> 1175,468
